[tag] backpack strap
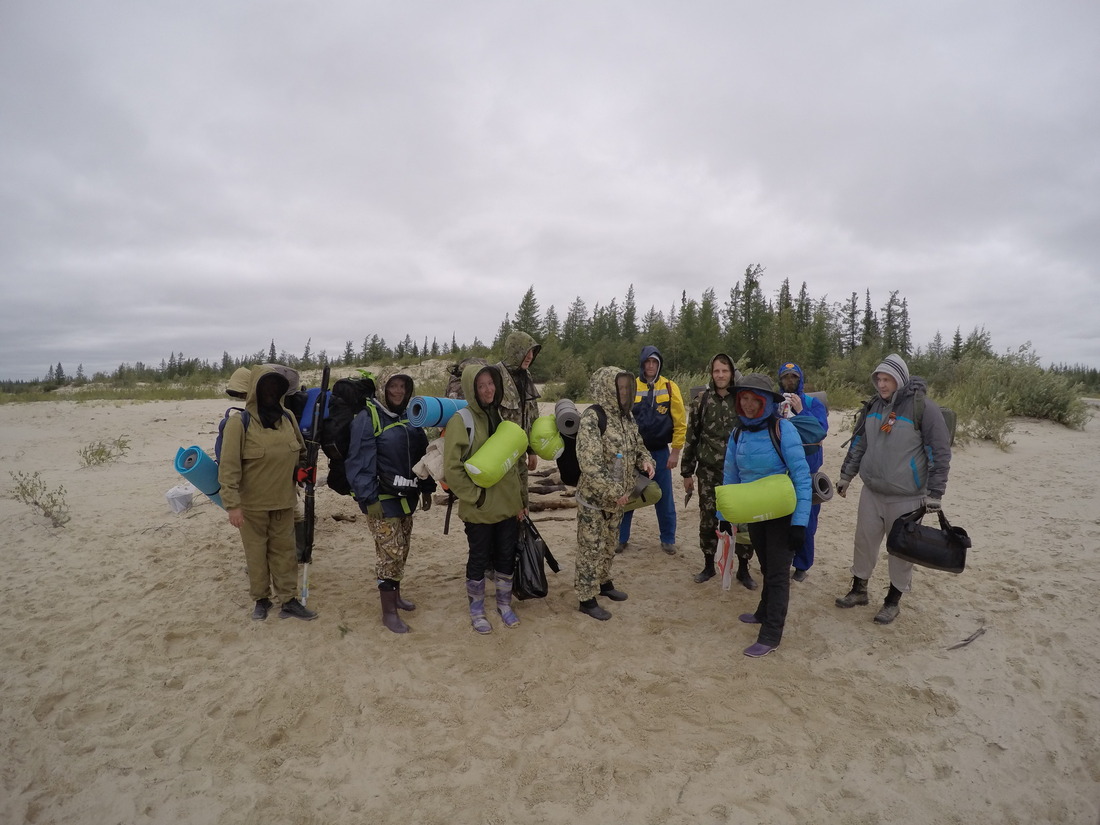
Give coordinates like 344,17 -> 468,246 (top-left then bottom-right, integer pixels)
732,418 -> 785,467
692,388 -> 711,442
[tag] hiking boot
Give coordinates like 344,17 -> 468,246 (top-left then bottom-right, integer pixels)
835,576 -> 869,608
874,585 -> 903,624
743,642 -> 777,658
279,598 -> 318,621
738,613 -> 762,625
251,598 -> 272,621
600,580 -> 628,601
661,543 -> 677,555
873,602 -> 900,624
615,542 -> 628,554
579,598 -> 612,621
791,568 -> 808,582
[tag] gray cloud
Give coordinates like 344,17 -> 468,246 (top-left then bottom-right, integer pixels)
2,1 -> 1098,381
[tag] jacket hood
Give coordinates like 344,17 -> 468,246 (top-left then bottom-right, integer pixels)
503,330 -> 541,369
226,367 -> 252,399
378,373 -> 415,416
245,365 -> 290,420
709,353 -> 740,393
590,366 -> 634,416
734,372 -> 782,427
778,361 -> 805,395
461,363 -> 503,416
639,345 -> 663,382
263,364 -> 300,394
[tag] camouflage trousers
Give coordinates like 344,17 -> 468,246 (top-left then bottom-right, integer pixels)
575,505 -> 620,601
366,513 -> 414,582
697,470 -> 754,561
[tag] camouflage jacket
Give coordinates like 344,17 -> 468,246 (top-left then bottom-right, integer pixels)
576,366 -> 651,512
495,330 -> 541,436
681,384 -> 739,484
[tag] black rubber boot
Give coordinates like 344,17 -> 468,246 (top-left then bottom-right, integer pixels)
579,598 -> 612,621
378,581 -> 410,634
694,554 -> 717,583
835,576 -> 870,608
735,555 -> 758,591
394,582 -> 416,611
600,580 -> 628,601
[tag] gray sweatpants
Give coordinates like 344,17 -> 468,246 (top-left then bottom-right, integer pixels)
851,487 -> 925,593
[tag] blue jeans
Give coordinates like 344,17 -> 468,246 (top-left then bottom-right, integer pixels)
618,446 -> 676,546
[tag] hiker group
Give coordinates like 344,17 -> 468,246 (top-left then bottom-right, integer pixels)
214,340 -> 951,658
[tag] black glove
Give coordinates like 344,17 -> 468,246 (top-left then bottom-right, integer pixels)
420,492 -> 432,511
718,520 -> 734,535
788,526 -> 806,554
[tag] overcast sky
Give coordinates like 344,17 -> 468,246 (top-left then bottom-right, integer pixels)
2,1 -> 1098,382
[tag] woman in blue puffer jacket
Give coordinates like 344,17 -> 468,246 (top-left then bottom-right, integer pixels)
719,373 -> 812,658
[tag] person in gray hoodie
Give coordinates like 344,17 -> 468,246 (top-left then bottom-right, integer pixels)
834,354 -> 952,624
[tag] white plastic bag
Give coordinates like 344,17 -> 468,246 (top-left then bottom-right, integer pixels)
166,482 -> 197,514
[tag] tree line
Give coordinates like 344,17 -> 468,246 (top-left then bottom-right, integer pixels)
4,265 -> 1099,397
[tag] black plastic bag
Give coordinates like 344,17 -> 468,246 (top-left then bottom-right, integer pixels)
514,516 -> 560,600
887,507 -> 972,574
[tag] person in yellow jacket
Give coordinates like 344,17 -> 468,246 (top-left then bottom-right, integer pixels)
618,345 -> 686,555
218,365 -> 317,622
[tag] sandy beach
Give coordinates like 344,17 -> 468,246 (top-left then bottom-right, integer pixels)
1,398 -> 1098,825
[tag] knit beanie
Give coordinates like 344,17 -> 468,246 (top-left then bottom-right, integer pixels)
873,354 -> 909,389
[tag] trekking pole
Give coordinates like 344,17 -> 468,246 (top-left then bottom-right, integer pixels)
300,365 -> 330,605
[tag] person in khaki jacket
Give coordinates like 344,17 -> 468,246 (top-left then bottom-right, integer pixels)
218,364 -> 317,622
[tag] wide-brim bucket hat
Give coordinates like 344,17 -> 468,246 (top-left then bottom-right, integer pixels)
734,372 -> 785,403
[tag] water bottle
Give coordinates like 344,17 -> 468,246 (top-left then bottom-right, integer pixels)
612,452 -> 624,485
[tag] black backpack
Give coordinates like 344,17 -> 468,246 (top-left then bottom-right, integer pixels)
555,405 -> 608,486
321,376 -> 376,495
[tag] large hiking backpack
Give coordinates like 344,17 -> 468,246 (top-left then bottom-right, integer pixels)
556,404 -> 608,486
446,357 -> 489,399
321,376 -> 376,495
846,389 -> 957,448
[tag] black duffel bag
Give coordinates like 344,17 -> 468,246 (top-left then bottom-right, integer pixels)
886,506 -> 972,574
514,516 -> 560,600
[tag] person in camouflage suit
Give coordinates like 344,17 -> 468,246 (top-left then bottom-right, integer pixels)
574,366 -> 655,620
495,330 -> 542,477
681,353 -> 758,589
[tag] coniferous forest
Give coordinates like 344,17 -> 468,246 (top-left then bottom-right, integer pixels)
2,266 -> 1095,443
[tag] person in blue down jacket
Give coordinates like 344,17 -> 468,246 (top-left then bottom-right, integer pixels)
833,354 -> 951,625
345,372 -> 436,634
719,373 -> 812,658
777,361 -> 830,581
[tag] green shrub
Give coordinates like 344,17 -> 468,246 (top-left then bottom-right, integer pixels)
78,435 -> 131,467
9,470 -> 71,527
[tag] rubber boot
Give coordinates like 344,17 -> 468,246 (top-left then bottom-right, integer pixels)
466,579 -> 492,634
735,555 -> 758,591
495,573 -> 520,627
694,554 -> 716,583
579,597 -> 611,621
378,581 -> 409,634
874,585 -> 903,624
394,582 -> 416,611
835,576 -> 869,608
600,580 -> 628,601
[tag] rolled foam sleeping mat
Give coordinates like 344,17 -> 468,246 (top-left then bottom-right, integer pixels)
811,471 -> 834,504
174,446 -> 224,508
408,396 -> 467,428
529,414 -> 565,460
554,399 -> 580,435
715,474 -> 797,524
622,473 -> 663,512
464,420 -> 528,488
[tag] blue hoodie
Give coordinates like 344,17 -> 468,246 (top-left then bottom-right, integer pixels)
778,361 -> 829,473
